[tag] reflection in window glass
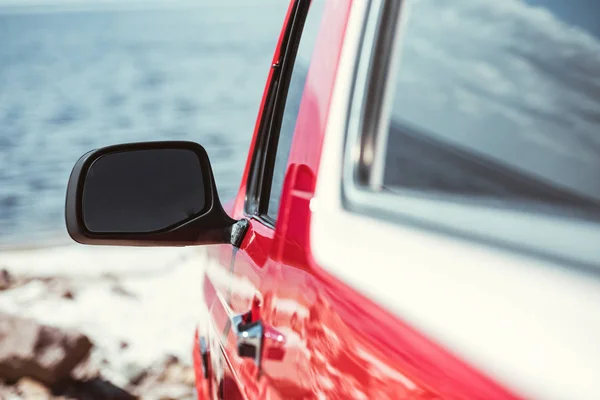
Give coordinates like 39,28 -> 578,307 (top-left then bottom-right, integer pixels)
383,0 -> 600,219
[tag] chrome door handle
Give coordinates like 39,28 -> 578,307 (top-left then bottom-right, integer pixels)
231,311 -> 286,368
231,312 -> 264,367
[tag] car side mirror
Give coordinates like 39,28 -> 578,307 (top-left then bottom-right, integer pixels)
65,141 -> 239,247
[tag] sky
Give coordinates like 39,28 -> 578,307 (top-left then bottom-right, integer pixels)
523,0 -> 600,38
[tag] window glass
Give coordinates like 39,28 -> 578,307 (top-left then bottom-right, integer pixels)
382,0 -> 600,219
267,0 -> 326,219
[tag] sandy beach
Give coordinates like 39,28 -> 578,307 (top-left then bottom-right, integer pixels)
0,244 -> 209,398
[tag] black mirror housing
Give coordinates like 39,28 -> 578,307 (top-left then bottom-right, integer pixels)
65,141 -> 237,247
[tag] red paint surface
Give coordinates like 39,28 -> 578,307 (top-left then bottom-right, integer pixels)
194,1 -> 522,399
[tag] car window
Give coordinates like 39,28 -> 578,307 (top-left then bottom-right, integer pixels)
380,0 -> 600,221
267,0 -> 326,219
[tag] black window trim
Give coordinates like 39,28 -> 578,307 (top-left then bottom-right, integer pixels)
341,0 -> 600,274
244,0 -> 312,229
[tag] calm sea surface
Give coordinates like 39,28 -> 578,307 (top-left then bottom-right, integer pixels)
0,2 -> 287,245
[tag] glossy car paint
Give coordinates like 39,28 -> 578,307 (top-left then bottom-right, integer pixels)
195,1 -> 521,399
313,1 -> 600,399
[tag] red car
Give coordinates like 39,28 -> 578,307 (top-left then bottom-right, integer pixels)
65,0 -> 600,399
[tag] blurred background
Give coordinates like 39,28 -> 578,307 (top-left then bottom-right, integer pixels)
3,0 -> 600,398
0,1 -> 287,398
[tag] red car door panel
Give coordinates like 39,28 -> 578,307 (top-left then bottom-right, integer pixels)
200,0 -> 522,398
201,0 -> 298,398
205,219 -> 278,399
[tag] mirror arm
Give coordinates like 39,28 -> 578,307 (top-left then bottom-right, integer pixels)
229,218 -> 250,248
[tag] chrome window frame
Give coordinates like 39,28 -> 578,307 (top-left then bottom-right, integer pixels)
341,0 -> 600,272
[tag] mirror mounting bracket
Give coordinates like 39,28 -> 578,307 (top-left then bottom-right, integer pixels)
230,218 -> 250,248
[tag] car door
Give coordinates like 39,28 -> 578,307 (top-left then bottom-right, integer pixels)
202,1 -> 327,399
